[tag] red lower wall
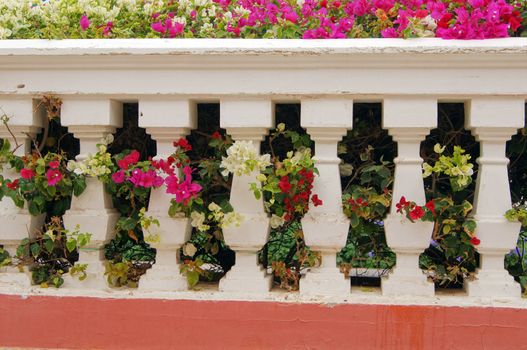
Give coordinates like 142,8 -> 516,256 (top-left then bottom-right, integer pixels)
1,294 -> 526,349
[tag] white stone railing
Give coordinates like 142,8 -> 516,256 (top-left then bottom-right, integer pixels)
0,38 -> 526,305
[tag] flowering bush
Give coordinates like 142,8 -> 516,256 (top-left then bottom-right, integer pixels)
0,0 -> 525,40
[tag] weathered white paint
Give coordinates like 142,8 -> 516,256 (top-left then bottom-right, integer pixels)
137,99 -> 196,291
300,98 -> 351,297
381,97 -> 437,297
465,98 -> 525,298
61,99 -> 122,289
219,99 -> 273,294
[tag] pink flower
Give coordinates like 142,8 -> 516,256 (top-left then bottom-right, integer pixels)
46,169 -> 63,186
103,22 -> 114,37
112,170 -> 126,184
166,166 -> 202,203
49,160 -> 59,169
128,169 -> 164,188
80,15 -> 90,31
20,168 -> 35,180
151,22 -> 166,34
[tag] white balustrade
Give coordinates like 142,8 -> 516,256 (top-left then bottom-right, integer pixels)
381,97 -> 437,297
138,99 -> 196,291
0,99 -> 45,287
300,98 -> 352,297
219,99 -> 273,294
0,39 -> 525,303
465,98 -> 525,298
60,98 -> 122,289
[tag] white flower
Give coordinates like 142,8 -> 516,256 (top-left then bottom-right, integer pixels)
270,214 -> 285,229
208,202 -> 222,212
183,243 -> 198,257
220,141 -> 271,177
190,211 -> 209,232
221,212 -> 244,229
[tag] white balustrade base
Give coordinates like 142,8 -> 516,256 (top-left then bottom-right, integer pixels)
300,252 -> 349,297
219,251 -> 272,294
139,250 -> 188,291
300,268 -> 349,297
0,267 -> 31,288
382,268 -> 434,297
64,249 -> 108,290
465,270 -> 521,298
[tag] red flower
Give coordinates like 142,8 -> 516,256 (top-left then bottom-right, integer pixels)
278,176 -> 291,193
174,138 -> 192,151
20,168 -> 35,180
470,236 -> 481,246
117,159 -> 130,170
396,196 -> 411,213
125,150 -> 140,165
425,200 -> 436,216
409,206 -> 425,221
211,131 -> 222,140
312,194 -> 323,207
49,160 -> 59,169
6,179 -> 19,190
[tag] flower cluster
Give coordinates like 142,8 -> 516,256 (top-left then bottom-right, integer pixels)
0,0 -> 524,40
423,144 -> 474,191
220,140 -> 271,177
240,126 -> 321,228
2,151 -> 86,216
67,134 -> 114,178
395,196 -> 436,221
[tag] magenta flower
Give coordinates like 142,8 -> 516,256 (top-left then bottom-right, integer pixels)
165,166 -> 202,203
49,160 -> 59,169
128,169 -> 164,188
80,15 -> 90,31
112,170 -> 126,184
46,169 -> 63,186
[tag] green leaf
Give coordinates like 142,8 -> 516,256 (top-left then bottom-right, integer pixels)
66,238 -> 77,253
30,243 -> 41,257
73,177 -> 87,197
186,270 -> 200,288
44,238 -> 54,254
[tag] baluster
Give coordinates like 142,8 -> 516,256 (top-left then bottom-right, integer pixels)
219,99 -> 273,294
138,99 -> 196,291
381,97 -> 436,297
300,98 -> 352,297
465,98 -> 524,298
61,98 -> 122,289
0,99 -> 44,287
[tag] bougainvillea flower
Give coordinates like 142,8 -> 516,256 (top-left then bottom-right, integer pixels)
396,196 -> 411,213
312,194 -> 323,206
6,179 -> 19,190
49,160 -> 59,169
470,236 -> 481,246
112,170 -> 126,184
80,15 -> 90,31
409,206 -> 425,220
174,138 -> 192,152
20,168 -> 35,180
278,176 -> 292,193
46,169 -> 63,186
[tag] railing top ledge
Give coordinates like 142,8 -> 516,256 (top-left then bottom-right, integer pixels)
0,38 -> 526,56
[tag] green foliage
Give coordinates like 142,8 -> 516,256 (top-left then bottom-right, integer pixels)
14,217 -> 91,288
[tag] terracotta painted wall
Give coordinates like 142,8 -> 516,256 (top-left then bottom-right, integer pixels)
1,294 -> 526,350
